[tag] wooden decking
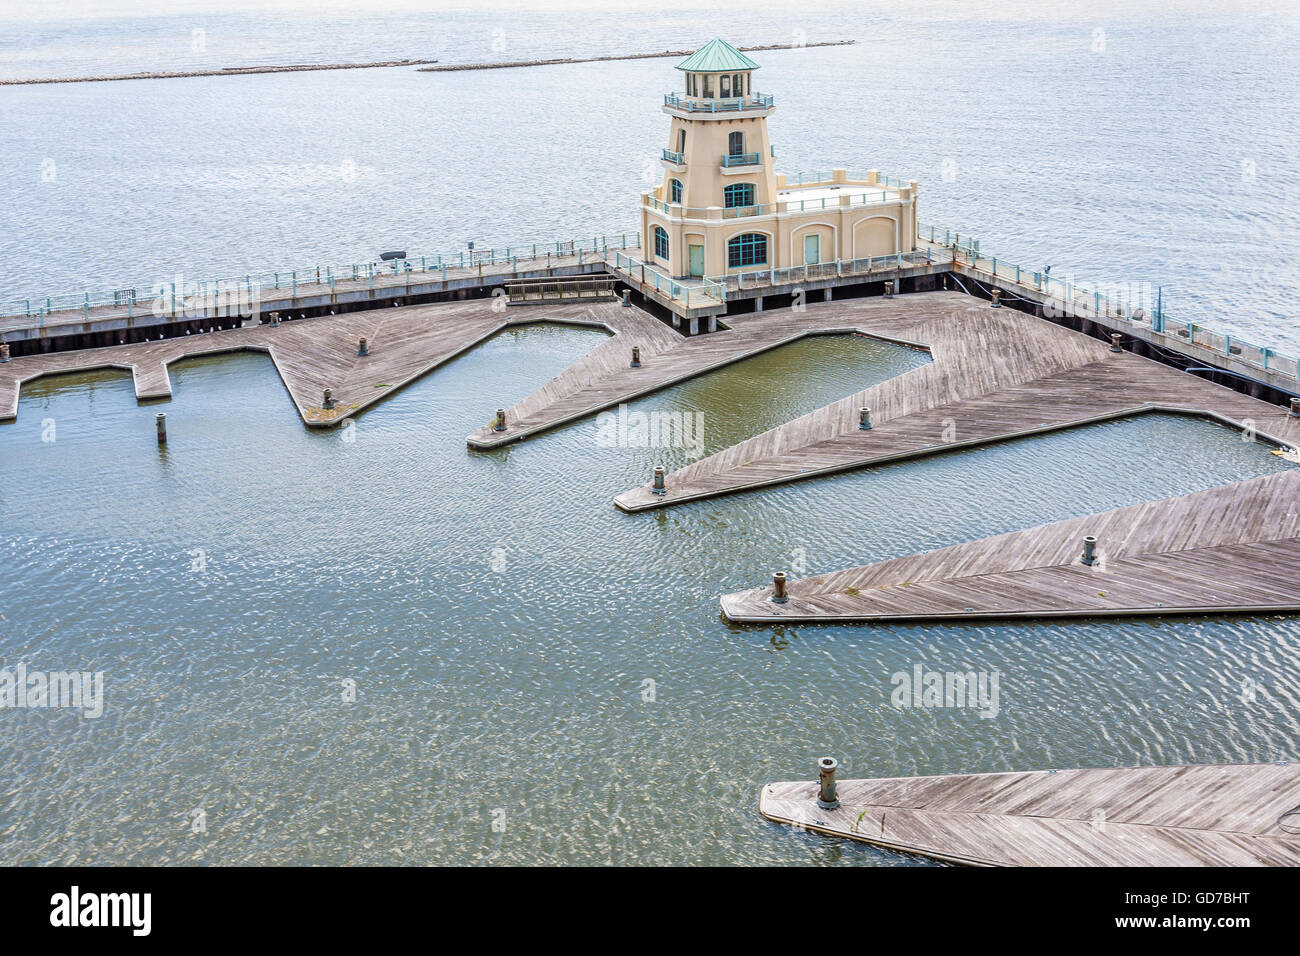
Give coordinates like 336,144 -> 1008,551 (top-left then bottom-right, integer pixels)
464,303 -> 885,448
0,246 -> 626,341
760,763 -> 1300,866
720,468 -> 1300,622
613,291 -> 1300,511
0,300 -> 631,427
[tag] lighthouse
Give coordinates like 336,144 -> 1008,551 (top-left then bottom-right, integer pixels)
641,38 -> 918,281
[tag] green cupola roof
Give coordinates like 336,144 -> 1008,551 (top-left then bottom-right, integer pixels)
675,38 -> 760,73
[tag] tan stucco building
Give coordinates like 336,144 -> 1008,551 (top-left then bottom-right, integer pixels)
639,38 -> 918,280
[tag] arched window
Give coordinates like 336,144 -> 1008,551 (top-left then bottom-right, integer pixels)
727,131 -> 744,157
670,179 -> 682,203
677,128 -> 686,153
654,226 -> 670,261
727,233 -> 767,268
723,183 -> 754,208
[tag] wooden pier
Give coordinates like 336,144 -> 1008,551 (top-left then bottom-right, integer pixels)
465,300 -> 877,449
0,243 -> 632,353
0,300 -> 631,427
614,291 -> 1300,512
760,763 -> 1300,866
721,467 -> 1300,623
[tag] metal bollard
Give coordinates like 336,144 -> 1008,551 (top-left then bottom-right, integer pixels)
323,388 -> 335,410
358,337 -> 368,356
651,465 -> 666,495
990,287 -> 1001,308
1110,332 -> 1123,352
492,408 -> 507,432
883,280 -> 894,299
771,571 -> 788,604
817,757 -> 840,809
859,406 -> 872,430
1082,535 -> 1098,566
1290,397 -> 1300,419
630,346 -> 641,368
0,342 -> 9,363
155,413 -> 167,445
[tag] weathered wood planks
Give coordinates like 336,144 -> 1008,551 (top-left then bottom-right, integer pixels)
759,763 -> 1300,866
0,300 -> 628,427
720,468 -> 1300,623
614,292 -> 1300,511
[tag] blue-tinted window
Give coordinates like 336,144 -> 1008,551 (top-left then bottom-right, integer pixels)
724,183 -> 754,208
670,179 -> 682,203
654,226 -> 670,261
727,233 -> 767,268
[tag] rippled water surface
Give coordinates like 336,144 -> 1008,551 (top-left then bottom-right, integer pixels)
2,1 -> 1299,865
1,1 -> 1298,348
2,322 -> 1297,865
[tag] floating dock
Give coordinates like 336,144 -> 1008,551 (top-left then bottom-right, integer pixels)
759,763 -> 1300,866
721,468 -> 1300,622
614,291 -> 1300,511
0,300 -> 627,427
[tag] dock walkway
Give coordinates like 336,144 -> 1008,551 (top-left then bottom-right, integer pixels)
0,300 -> 636,427
721,468 -> 1300,622
760,763 -> 1300,866
613,291 -> 1300,511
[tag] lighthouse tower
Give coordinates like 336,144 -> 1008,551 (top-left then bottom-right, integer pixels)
641,38 -> 917,281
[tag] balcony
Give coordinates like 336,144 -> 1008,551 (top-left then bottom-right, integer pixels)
721,153 -> 760,168
661,148 -> 685,165
663,92 -> 774,114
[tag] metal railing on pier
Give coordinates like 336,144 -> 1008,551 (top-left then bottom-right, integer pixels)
607,252 -> 727,310
706,249 -> 937,292
1,232 -> 642,330
918,222 -> 1300,387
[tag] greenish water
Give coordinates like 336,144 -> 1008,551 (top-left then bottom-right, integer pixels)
1,324 -> 1296,865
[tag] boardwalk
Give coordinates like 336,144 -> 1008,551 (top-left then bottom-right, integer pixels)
0,245 -> 630,341
760,763 -> 1300,866
466,302 -> 867,448
0,300 -> 634,427
614,291 -> 1300,511
720,468 -> 1300,622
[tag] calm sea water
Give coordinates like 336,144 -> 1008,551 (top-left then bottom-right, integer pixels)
0,1 -> 1297,346
1,325 -> 1297,865
1,2 -> 1299,865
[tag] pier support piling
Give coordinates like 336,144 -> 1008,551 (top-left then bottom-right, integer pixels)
817,757 -> 840,809
771,571 -> 788,603
884,280 -> 894,299
652,465 -> 666,495
991,287 -> 1001,308
858,406 -> 872,430
322,388 -> 335,410
1082,534 -> 1098,566
1291,398 -> 1300,419
0,343 -> 9,363
630,346 -> 641,368
492,408 -> 507,432
1110,333 -> 1123,353
155,412 -> 166,445
358,337 -> 368,356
